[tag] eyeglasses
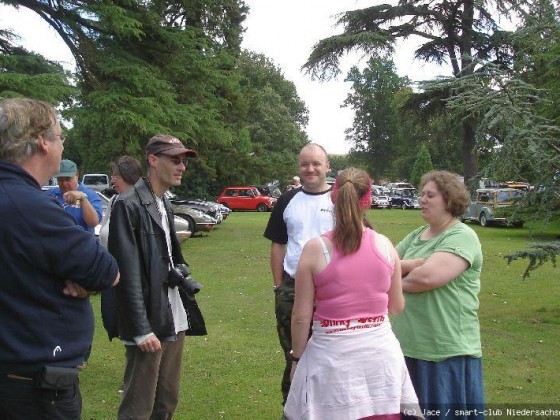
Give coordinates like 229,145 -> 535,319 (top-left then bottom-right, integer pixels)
156,154 -> 189,167
56,133 -> 66,144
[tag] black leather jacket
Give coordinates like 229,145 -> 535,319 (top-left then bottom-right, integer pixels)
108,178 -> 206,342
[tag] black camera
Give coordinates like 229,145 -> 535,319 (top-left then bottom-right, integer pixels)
167,264 -> 202,297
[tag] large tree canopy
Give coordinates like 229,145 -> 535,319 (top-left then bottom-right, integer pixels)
1,0 -> 314,197
0,28 -> 76,103
303,0 -> 524,185
343,56 -> 409,181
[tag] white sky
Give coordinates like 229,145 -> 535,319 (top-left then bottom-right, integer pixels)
1,1 -> 445,154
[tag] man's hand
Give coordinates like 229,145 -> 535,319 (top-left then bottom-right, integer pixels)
62,191 -> 86,206
139,336 -> 162,353
63,280 -> 89,298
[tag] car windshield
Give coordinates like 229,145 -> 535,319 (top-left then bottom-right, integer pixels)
396,189 -> 416,197
84,175 -> 107,185
496,190 -> 523,203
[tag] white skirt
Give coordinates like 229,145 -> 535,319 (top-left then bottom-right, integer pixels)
284,316 -> 421,420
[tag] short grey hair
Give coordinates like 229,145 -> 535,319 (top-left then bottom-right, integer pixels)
0,98 -> 57,163
111,156 -> 143,186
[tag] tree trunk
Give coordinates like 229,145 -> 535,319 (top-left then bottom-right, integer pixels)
461,118 -> 478,190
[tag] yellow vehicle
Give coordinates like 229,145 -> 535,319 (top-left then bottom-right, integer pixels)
498,181 -> 530,191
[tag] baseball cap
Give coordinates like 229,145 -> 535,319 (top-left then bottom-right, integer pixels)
146,135 -> 198,158
56,159 -> 78,177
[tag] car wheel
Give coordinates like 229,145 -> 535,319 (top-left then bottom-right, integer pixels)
402,203 -> 407,210
479,213 -> 488,227
257,203 -> 267,212
513,221 -> 524,228
177,214 -> 196,233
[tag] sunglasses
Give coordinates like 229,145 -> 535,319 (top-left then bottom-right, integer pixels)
156,154 -> 189,167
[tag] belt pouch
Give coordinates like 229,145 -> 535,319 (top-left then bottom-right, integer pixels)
36,366 -> 79,390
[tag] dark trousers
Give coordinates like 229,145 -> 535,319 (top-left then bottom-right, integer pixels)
0,373 -> 81,420
274,272 -> 295,405
118,332 -> 185,420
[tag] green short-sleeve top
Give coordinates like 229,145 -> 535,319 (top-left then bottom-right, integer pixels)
393,222 -> 483,362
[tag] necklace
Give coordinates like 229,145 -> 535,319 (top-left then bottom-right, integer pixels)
145,177 -> 164,218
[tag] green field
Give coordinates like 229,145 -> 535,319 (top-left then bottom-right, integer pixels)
81,210 -> 560,419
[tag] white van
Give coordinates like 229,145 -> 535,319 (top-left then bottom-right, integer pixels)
82,173 -> 110,192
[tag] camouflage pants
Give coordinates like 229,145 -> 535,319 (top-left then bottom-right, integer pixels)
274,272 -> 295,405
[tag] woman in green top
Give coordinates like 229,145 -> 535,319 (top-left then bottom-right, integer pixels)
393,170 -> 485,419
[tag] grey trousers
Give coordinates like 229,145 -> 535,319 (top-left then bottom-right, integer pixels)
118,332 -> 185,420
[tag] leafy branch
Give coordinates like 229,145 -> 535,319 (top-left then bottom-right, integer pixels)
505,241 -> 559,279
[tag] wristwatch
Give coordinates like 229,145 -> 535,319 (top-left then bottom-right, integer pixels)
289,350 -> 300,362
273,284 -> 280,291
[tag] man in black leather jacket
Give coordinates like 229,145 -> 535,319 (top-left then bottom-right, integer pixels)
108,134 -> 206,419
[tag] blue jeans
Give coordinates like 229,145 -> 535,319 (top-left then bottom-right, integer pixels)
0,373 -> 81,419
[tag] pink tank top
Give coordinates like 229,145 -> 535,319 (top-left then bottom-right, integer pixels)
313,229 -> 394,321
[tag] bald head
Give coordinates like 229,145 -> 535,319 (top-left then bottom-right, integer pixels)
298,143 -> 330,193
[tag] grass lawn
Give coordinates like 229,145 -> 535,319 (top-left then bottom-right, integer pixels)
81,210 -> 560,419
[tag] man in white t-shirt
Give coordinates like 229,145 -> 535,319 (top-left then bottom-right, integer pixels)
264,143 -> 334,405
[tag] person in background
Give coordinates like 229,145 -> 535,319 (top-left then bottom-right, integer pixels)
99,156 -> 143,371
263,143 -> 334,405
98,156 -> 143,249
284,167 -> 420,419
46,159 -> 102,233
99,156 -> 143,395
109,135 -> 207,419
393,170 -> 485,419
285,175 -> 301,192
0,98 -> 119,419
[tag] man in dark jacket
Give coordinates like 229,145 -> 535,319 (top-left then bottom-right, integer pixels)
108,134 -> 206,419
0,98 -> 120,419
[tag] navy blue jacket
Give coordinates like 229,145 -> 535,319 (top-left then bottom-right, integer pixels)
0,161 -> 119,374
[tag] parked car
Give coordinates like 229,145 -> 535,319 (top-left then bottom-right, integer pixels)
462,188 -> 524,227
253,184 -> 281,198
389,188 -> 421,209
82,173 -> 110,192
372,195 -> 392,209
218,203 -> 232,220
95,192 -> 192,243
217,186 -> 277,212
372,184 -> 390,196
166,192 -> 223,224
171,204 -> 217,234
387,182 -> 414,190
42,177 -> 58,190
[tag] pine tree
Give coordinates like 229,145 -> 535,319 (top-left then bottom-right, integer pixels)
410,145 -> 434,188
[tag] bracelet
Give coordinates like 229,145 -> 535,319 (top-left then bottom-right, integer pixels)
289,350 -> 300,362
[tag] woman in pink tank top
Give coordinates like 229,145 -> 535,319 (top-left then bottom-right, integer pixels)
284,168 -> 422,420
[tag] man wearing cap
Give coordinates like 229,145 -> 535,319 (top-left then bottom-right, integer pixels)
46,159 -> 102,233
108,134 -> 207,419
0,98 -> 119,418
